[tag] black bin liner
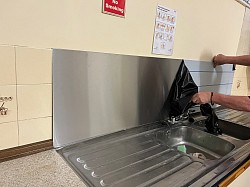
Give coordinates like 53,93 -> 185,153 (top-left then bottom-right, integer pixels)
200,103 -> 222,135
168,60 -> 198,117
164,60 -> 222,135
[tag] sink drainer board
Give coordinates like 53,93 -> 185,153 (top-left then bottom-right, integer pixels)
58,124 -> 234,187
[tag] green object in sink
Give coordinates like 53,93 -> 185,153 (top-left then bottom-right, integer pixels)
177,145 -> 187,153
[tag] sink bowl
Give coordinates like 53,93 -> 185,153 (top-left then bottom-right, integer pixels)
218,120 -> 250,140
194,119 -> 250,140
156,126 -> 235,160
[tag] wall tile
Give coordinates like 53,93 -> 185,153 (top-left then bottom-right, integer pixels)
16,47 -> 52,84
17,84 -> 52,120
0,122 -> 18,150
232,77 -> 248,91
231,89 -> 248,96
19,117 -> 52,146
231,90 -> 237,96
236,8 -> 250,95
0,85 -> 17,124
247,78 -> 250,92
233,65 -> 247,78
0,46 -> 16,85
238,89 -> 248,96
247,67 -> 250,78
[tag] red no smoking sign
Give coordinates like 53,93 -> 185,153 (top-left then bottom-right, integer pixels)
103,0 -> 126,17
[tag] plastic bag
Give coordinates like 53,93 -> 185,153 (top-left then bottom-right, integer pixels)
168,60 -> 198,117
200,103 -> 222,135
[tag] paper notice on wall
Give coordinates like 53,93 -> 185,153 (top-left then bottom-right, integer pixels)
152,5 -> 177,56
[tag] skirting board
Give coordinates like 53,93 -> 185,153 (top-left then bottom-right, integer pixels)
0,139 -> 53,163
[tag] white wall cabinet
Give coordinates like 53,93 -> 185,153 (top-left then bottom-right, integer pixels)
229,166 -> 250,187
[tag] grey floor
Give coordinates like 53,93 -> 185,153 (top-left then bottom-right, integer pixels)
0,150 -> 87,187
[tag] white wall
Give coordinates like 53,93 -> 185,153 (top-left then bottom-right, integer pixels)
0,0 -> 245,60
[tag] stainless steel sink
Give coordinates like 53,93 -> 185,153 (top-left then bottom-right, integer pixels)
193,119 -> 250,140
156,126 -> 235,160
214,107 -> 250,140
58,108 -> 250,187
58,122 -> 239,187
218,120 -> 250,140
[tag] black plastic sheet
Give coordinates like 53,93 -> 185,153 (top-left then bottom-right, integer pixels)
164,60 -> 222,135
168,60 -> 198,117
200,103 -> 222,135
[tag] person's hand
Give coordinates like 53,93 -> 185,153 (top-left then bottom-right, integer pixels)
213,54 -> 226,68
192,92 -> 211,104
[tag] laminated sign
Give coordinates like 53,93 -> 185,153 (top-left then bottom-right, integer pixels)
152,5 -> 177,56
102,0 -> 126,17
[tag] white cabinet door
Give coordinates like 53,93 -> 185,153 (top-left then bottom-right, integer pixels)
229,167 -> 250,187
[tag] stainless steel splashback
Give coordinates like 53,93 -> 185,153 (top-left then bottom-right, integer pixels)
53,49 -> 182,148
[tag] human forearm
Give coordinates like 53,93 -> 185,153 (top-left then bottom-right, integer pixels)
213,54 -> 250,67
212,93 -> 250,111
223,55 -> 250,66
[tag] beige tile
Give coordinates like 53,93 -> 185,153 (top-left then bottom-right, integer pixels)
0,85 -> 17,124
230,89 -> 248,96
233,65 -> 247,78
16,47 -> 52,84
19,117 -> 52,145
0,46 -> 16,85
232,77 -> 248,91
17,84 -> 52,120
232,89 -> 248,96
0,122 -> 18,150
231,90 -> 237,96
247,67 -> 250,78
248,78 -> 250,90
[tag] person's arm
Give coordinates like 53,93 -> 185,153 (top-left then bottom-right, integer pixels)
213,54 -> 250,67
212,93 -> 250,111
192,92 -> 250,112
